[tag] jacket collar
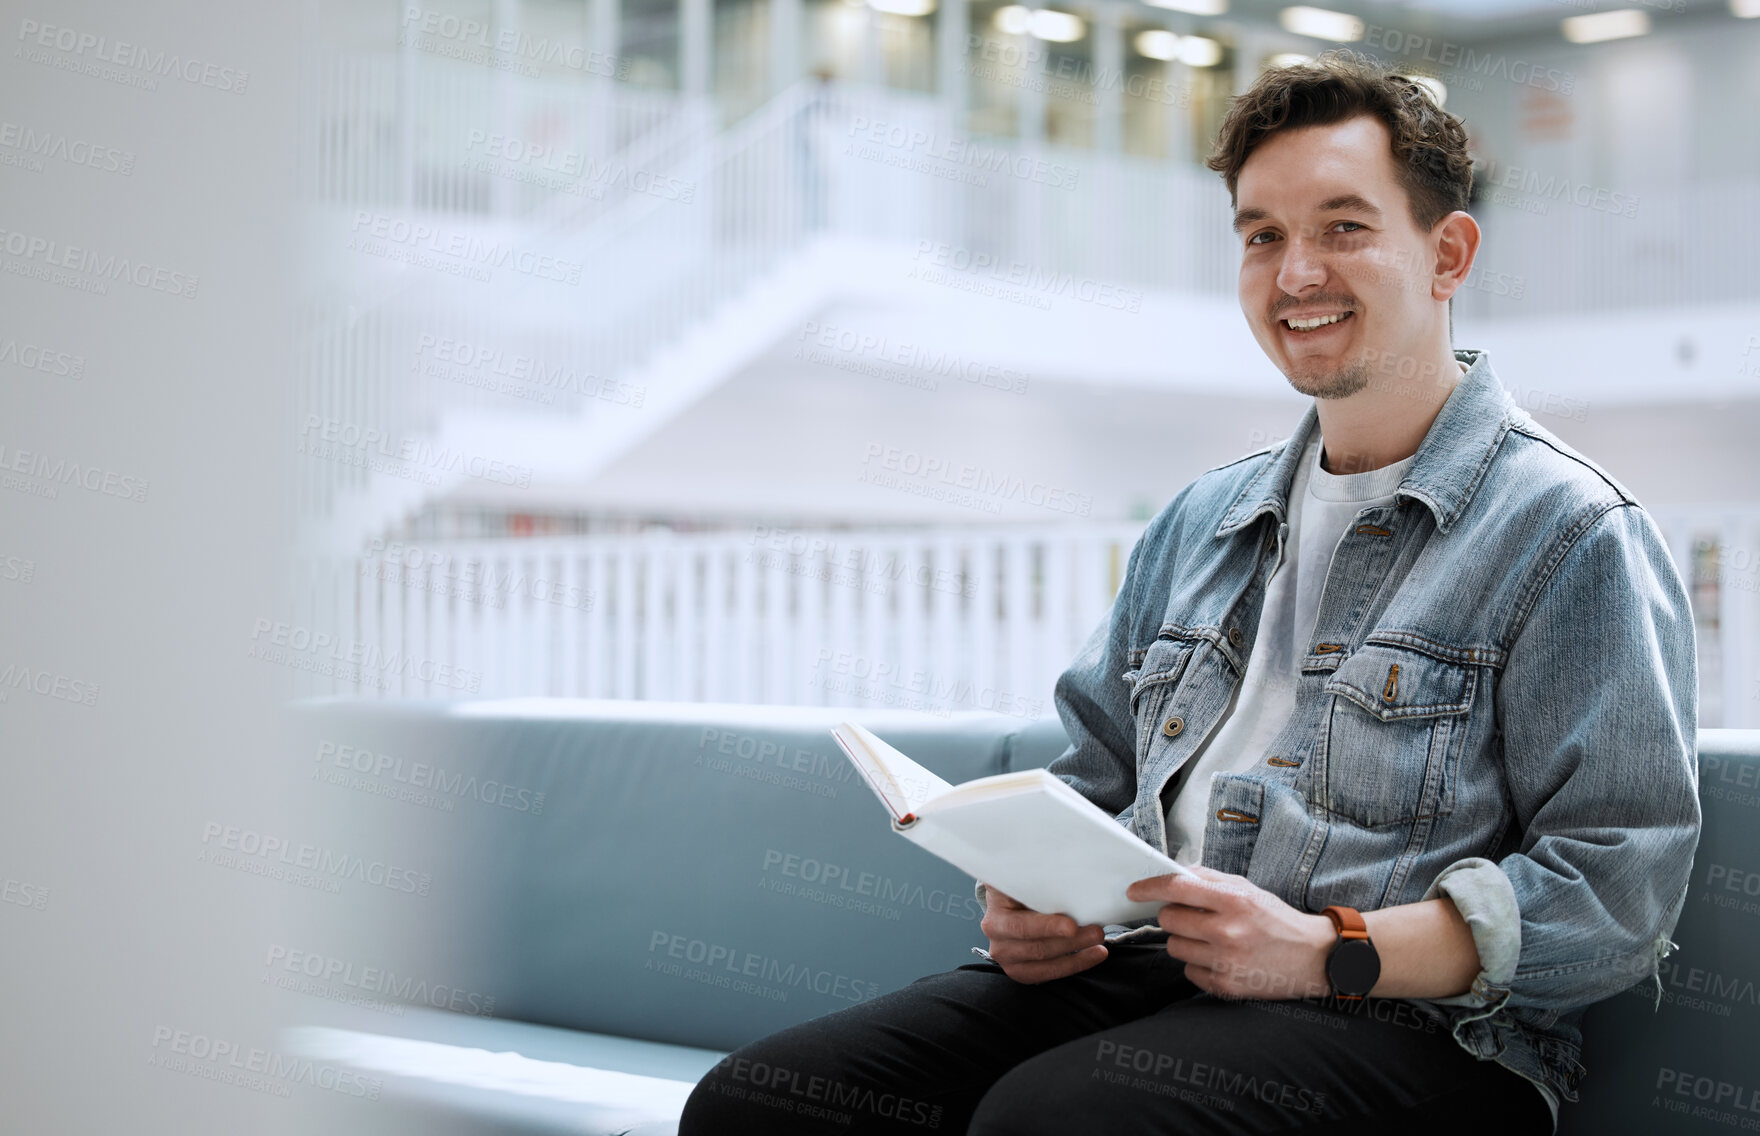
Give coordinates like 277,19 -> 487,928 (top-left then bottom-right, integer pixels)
1217,347 -> 1515,537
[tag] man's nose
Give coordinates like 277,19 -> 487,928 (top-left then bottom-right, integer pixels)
1275,234 -> 1328,296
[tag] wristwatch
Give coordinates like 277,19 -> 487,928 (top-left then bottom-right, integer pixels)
1321,905 -> 1381,1001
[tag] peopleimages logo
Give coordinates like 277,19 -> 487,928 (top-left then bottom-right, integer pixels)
2,873 -> 49,911
15,19 -> 250,93
1738,335 -> 1759,380
1093,1040 -> 1327,1116
264,945 -> 496,1016
361,537 -> 594,611
0,335 -> 84,378
858,442 -> 1093,517
712,1055 -> 945,1129
0,227 -> 199,298
646,929 -> 882,1004
847,115 -> 1081,191
748,524 -> 978,598
1641,956 -> 1758,1018
198,822 -> 434,896
314,740 -> 547,814
810,648 -> 1047,718
962,35 -> 1187,108
401,5 -> 630,79
0,441 -> 148,502
1360,25 -> 1574,95
0,552 -> 37,586
1702,752 -> 1760,808
0,121 -> 134,175
0,661 -> 98,707
795,321 -> 1030,395
412,334 -> 646,407
1654,1067 -> 1760,1119
298,415 -> 533,488
1478,160 -> 1639,220
759,849 -> 985,922
910,241 -> 1143,314
148,1027 -> 379,1101
695,727 -> 855,800
463,131 -> 695,203
349,211 -> 583,284
248,617 -> 485,693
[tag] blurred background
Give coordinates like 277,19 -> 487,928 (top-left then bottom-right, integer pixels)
284,0 -> 1758,725
4,2 -> 1758,1133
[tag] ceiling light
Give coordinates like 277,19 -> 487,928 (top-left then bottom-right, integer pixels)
868,0 -> 936,13
1135,29 -> 1181,60
1733,0 -> 1760,16
1279,6 -> 1365,42
1267,52 -> 1314,69
1404,73 -> 1446,106
1143,0 -> 1227,13
1028,8 -> 1085,41
995,5 -> 1031,34
1177,35 -> 1223,66
1561,9 -> 1650,43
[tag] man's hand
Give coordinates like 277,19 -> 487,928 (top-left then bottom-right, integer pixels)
978,883 -> 1109,985
1126,866 -> 1335,1000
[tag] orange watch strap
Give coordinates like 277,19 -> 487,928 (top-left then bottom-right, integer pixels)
1322,905 -> 1369,940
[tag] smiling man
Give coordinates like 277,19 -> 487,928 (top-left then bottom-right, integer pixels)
680,51 -> 1700,1136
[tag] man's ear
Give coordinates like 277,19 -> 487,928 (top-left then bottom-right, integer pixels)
1430,210 -> 1481,302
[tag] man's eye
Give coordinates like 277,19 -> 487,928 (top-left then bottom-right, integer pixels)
1334,221 -> 1366,233
1247,231 -> 1278,245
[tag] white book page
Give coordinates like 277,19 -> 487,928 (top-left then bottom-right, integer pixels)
829,722 -> 954,822
905,771 -> 1192,926
918,771 -> 1046,813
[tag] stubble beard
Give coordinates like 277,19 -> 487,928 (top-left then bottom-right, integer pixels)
1284,356 -> 1370,400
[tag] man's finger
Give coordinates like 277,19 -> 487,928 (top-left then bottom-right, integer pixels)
986,900 -> 1098,941
985,908 -> 1056,940
992,922 -> 1098,958
1124,872 -> 1180,902
1156,930 -> 1216,968
1152,904 -> 1217,943
986,913 -> 1102,953
1126,870 -> 1239,908
1003,944 -> 1108,985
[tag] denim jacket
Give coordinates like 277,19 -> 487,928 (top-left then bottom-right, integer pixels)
991,348 -> 1701,1125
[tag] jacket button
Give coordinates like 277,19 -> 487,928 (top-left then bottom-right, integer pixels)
1162,716 -> 1184,738
1228,627 -> 1243,647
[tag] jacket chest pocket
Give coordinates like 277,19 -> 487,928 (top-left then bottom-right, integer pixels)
1122,636 -> 1199,759
1314,643 -> 1476,828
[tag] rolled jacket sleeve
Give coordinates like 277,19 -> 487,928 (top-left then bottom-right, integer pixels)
1479,502 -> 1700,1011
1420,857 -> 1522,1009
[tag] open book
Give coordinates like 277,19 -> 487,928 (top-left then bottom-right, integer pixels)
829,722 -> 1193,927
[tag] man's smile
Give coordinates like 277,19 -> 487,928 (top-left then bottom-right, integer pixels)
1281,310 -> 1355,332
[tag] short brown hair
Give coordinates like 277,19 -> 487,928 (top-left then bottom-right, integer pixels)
1206,49 -> 1474,232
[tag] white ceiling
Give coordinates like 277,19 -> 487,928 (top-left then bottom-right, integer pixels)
1389,0 -> 1605,17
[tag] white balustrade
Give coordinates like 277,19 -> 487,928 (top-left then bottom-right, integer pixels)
281,508 -> 1759,727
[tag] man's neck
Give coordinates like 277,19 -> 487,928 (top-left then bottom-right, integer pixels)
1315,353 -> 1469,476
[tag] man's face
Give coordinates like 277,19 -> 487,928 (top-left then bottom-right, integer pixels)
1232,115 -> 1442,400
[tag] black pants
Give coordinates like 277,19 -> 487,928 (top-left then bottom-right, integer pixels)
677,940 -> 1555,1135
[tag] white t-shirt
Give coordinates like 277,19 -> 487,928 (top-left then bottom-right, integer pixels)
1165,437 -> 1417,865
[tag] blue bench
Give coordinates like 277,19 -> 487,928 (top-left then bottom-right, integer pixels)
278,699 -> 1760,1135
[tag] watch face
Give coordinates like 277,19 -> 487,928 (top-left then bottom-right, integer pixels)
1328,938 -> 1381,997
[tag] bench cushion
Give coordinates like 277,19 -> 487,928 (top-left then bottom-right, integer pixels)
284,700 -> 1759,1134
